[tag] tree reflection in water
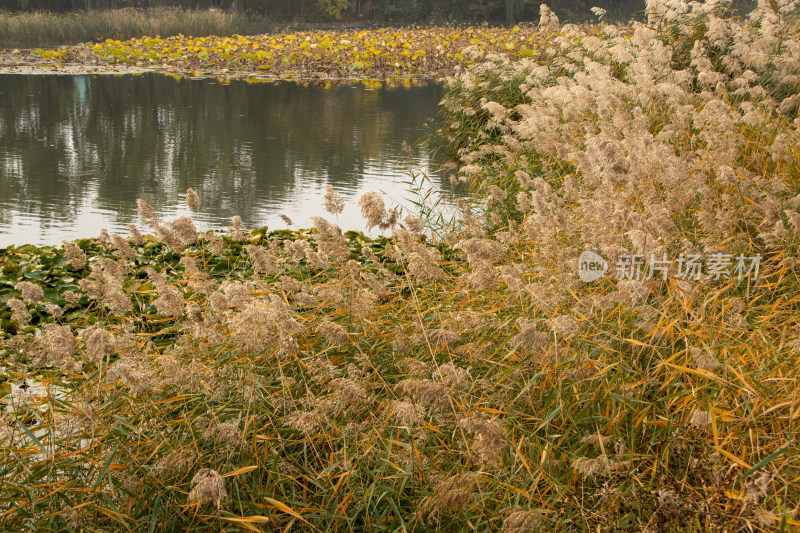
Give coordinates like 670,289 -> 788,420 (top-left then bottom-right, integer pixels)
0,73 -> 452,246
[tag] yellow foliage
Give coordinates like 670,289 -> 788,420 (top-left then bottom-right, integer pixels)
54,24 -> 557,81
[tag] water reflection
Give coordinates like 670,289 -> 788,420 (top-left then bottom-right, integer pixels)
0,73 -> 452,247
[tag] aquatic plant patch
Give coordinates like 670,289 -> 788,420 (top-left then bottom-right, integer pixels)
20,24 -> 559,82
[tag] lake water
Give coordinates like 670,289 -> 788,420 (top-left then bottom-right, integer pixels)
0,73 -> 455,247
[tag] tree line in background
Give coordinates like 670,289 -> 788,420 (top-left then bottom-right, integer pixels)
1,0 -> 650,25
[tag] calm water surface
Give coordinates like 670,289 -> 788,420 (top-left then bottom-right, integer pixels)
0,73 -> 453,247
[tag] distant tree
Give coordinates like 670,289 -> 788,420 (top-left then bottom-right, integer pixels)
3,0 -> 645,23
505,0 -> 520,25
317,0 -> 349,18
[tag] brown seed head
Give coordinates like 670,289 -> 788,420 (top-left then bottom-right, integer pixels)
153,285 -> 184,318
168,216 -> 197,246
573,455 -> 610,477
188,469 -> 227,507
203,231 -> 225,255
316,320 -> 350,345
329,377 -> 366,410
82,326 -> 116,364
185,188 -> 201,211
581,434 -> 613,449
229,216 -> 246,241
210,421 -> 241,448
44,303 -> 64,318
245,244 -> 279,275
502,510 -> 542,533
404,215 -> 423,233
63,291 -> 80,304
690,346 -> 720,371
63,241 -> 87,269
743,471 -> 772,506
434,362 -> 470,388
15,281 -> 44,303
688,409 -> 711,430
7,298 -> 31,326
111,234 -> 137,260
389,400 -> 424,426
430,473 -> 479,512
137,199 -> 158,226
153,447 -> 196,479
358,191 -> 387,231
394,378 -> 450,408
323,184 -> 345,215
127,224 -> 145,245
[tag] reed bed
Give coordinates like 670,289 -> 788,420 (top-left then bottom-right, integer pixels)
2,1 -> 800,531
0,8 -> 271,48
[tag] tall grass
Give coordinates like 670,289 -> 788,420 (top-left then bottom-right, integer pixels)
1,2 -> 800,531
0,8 -> 272,48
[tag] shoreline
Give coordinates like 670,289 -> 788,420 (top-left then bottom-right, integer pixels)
0,62 -> 442,84
0,53 -> 445,83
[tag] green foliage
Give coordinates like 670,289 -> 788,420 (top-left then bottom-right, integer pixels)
316,0 -> 350,20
